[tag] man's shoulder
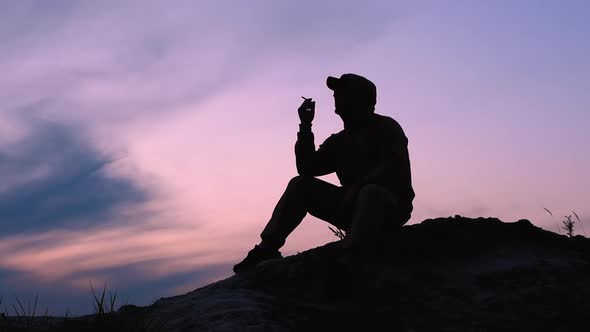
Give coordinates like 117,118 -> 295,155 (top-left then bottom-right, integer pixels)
319,130 -> 344,147
372,113 -> 405,135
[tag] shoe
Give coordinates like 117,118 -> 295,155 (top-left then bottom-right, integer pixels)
233,245 -> 282,274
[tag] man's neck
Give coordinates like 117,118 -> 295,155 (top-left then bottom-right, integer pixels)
344,113 -> 374,132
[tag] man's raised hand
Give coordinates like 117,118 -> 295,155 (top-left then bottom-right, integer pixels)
298,96 -> 315,125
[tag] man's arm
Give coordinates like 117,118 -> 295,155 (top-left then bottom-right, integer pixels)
295,123 -> 337,176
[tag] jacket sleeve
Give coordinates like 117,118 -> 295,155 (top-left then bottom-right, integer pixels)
295,124 -> 338,176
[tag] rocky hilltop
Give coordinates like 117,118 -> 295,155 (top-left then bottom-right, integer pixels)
140,216 -> 590,331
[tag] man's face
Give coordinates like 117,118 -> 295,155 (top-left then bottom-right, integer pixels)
333,90 -> 366,121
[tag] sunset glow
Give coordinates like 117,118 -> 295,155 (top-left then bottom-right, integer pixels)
1,1 -> 588,314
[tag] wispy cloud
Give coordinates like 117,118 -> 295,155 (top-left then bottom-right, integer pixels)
0,1 -> 398,124
0,113 -> 149,234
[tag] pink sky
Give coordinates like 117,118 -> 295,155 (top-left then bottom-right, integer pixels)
0,1 -> 588,314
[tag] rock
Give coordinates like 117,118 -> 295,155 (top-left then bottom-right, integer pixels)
144,216 -> 590,331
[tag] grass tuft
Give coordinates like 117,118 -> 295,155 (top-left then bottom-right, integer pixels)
89,281 -> 120,317
328,226 -> 346,240
1,283 -> 170,331
562,215 -> 576,238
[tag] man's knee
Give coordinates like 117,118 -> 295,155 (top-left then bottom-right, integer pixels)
287,175 -> 314,191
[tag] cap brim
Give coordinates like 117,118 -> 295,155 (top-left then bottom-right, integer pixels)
326,76 -> 339,90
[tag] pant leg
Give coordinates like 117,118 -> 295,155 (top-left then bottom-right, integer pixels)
343,184 -> 404,253
260,175 -> 348,250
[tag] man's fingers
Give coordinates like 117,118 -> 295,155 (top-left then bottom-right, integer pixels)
300,104 -> 313,111
300,97 -> 314,108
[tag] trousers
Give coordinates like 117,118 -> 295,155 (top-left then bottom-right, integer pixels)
260,175 -> 410,252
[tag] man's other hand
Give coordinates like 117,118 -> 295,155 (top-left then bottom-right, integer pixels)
298,97 -> 315,125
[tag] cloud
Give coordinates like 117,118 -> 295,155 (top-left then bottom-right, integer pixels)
0,111 -> 149,234
0,0 -> 401,125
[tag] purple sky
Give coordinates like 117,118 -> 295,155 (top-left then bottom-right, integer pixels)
1,0 -> 589,315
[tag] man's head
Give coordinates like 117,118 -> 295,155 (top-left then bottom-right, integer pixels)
326,73 -> 377,127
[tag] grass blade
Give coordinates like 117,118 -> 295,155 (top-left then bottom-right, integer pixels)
31,294 -> 38,325
90,281 -> 103,314
573,211 -> 586,237
16,297 -> 26,317
12,304 -> 20,319
543,207 -> 560,234
109,289 -> 118,313
573,211 -> 580,222
100,282 -> 107,315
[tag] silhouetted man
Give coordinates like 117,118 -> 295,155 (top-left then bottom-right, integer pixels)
233,73 -> 415,273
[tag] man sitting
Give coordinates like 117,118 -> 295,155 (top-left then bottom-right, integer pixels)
234,73 -> 415,273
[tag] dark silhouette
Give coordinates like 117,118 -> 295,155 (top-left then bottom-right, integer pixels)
233,73 -> 415,273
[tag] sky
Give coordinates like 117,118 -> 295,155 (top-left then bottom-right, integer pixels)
0,0 -> 589,315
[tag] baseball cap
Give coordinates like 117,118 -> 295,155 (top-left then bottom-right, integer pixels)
326,73 -> 377,106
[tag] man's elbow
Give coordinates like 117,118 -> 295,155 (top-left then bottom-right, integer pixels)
298,159 -> 326,176
296,164 -> 313,176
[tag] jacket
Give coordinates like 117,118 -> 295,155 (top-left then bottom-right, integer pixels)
295,113 -> 415,219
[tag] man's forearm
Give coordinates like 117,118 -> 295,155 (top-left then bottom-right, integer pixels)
295,123 -> 316,175
298,122 -> 312,133
295,123 -> 336,176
